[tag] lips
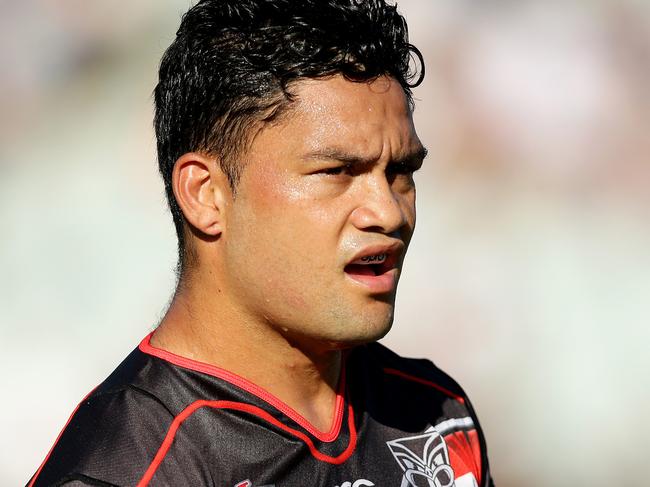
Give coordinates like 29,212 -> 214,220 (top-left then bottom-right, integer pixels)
346,253 -> 389,276
344,242 -> 404,293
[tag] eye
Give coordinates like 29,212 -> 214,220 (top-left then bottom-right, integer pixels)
317,164 -> 353,176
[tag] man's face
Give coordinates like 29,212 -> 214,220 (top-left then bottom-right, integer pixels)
220,75 -> 425,349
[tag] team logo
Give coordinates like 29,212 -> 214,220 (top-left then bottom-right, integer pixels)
387,427 -> 455,487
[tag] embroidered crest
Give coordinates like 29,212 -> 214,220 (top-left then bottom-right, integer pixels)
387,426 -> 455,487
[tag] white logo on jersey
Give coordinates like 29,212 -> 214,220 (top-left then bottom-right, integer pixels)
334,480 -> 375,487
387,426 -> 455,487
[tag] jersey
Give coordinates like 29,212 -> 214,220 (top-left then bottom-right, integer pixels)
29,333 -> 495,487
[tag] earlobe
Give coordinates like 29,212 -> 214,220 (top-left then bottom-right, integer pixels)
172,152 -> 228,237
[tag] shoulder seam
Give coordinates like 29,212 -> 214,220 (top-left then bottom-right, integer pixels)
125,384 -> 176,417
88,384 -> 176,418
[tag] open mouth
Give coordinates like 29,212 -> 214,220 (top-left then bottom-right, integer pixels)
344,253 -> 392,277
343,242 -> 404,293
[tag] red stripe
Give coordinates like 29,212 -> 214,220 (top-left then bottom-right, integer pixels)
139,333 -> 346,442
445,429 -> 482,485
136,399 -> 357,487
383,368 -> 465,405
28,387 -> 98,487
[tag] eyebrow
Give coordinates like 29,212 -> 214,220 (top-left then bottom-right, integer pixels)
304,145 -> 429,167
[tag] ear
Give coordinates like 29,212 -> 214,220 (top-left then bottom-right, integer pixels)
171,152 -> 229,237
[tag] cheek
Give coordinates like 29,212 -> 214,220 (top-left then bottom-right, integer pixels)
230,192 -> 335,292
407,192 -> 417,226
395,185 -> 417,221
232,168 -> 348,290
244,166 -> 287,210
248,173 -> 347,244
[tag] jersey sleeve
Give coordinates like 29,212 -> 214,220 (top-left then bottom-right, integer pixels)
28,386 -> 174,487
367,345 -> 496,487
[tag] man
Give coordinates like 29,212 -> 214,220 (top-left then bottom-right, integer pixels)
29,0 -> 494,486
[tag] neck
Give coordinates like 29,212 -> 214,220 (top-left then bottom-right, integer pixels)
152,281 -> 343,433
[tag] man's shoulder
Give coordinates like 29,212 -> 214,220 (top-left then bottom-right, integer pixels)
353,343 -> 494,487
29,347 -> 177,487
353,341 -> 470,403
77,345 -> 180,423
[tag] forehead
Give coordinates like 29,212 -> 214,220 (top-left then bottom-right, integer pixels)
290,75 -> 410,120
256,75 -> 420,160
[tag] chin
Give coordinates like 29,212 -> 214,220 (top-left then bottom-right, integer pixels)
280,301 -> 395,350
331,314 -> 394,349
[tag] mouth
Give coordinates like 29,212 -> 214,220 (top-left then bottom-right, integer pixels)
344,253 -> 393,276
344,242 -> 403,293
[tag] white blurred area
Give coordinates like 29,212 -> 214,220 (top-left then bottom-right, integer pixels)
2,1 -> 649,485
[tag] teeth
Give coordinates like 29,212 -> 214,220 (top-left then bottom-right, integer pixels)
352,253 -> 387,265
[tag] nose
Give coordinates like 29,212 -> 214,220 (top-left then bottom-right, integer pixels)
349,173 -> 412,234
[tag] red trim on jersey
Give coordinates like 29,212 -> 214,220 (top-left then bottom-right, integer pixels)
445,429 -> 482,485
136,399 -> 358,486
139,333 -> 346,442
382,367 -> 465,405
28,387 -> 98,487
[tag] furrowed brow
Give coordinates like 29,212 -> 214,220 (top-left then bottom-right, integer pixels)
303,148 -> 374,166
304,146 -> 428,167
392,146 -> 428,167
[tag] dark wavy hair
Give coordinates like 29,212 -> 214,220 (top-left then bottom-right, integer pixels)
154,0 -> 425,271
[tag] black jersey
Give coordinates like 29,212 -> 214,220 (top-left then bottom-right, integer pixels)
29,334 -> 494,487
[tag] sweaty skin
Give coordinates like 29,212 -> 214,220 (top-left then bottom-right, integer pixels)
153,75 -> 426,432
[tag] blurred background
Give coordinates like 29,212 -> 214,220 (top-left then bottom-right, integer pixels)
1,0 -> 649,485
